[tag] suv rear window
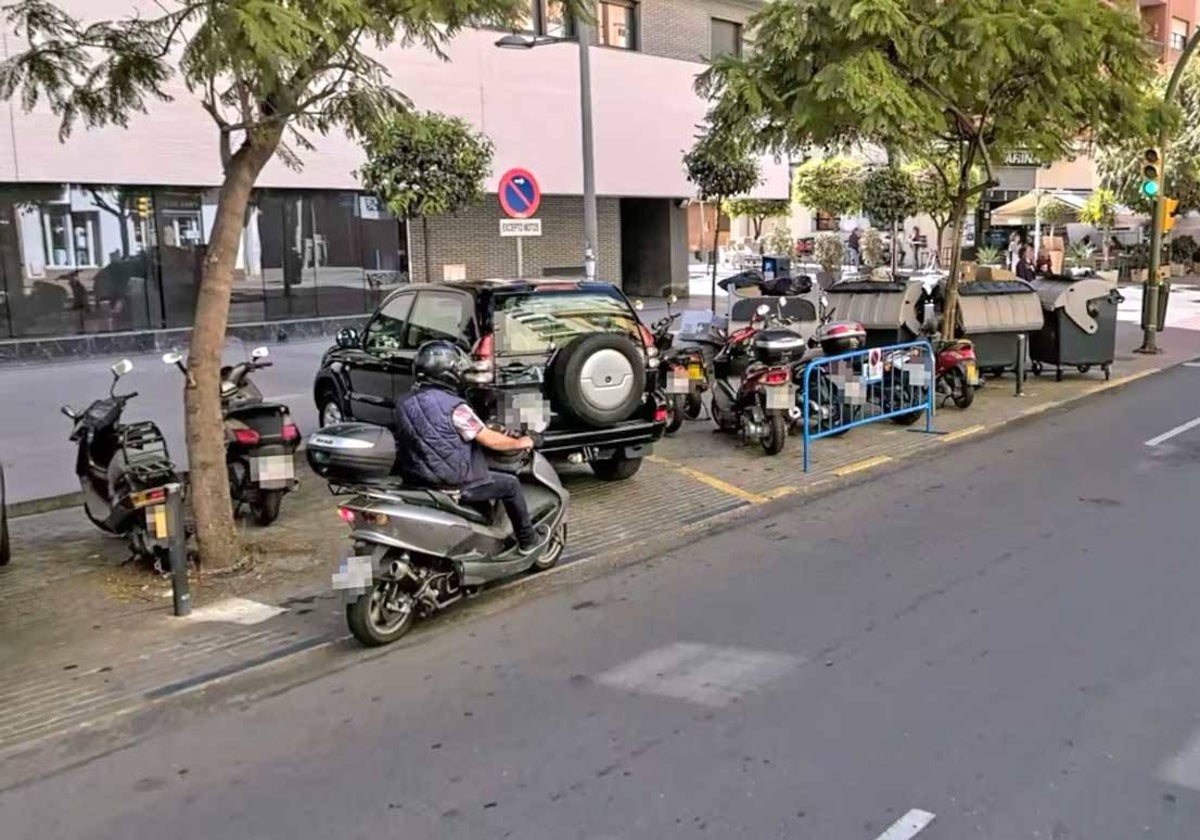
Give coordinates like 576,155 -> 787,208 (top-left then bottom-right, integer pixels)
493,290 -> 640,356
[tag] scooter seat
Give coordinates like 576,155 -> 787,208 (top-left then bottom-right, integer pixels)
390,488 -> 490,525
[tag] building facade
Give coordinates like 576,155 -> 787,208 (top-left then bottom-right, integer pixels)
0,0 -> 786,350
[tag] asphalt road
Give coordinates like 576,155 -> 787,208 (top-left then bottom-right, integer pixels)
7,351 -> 1200,840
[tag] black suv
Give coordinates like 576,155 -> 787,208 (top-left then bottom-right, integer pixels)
313,279 -> 667,480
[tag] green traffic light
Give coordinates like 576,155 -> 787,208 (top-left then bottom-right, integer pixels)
1142,180 -> 1160,198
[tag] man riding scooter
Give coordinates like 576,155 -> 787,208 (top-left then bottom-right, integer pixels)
393,341 -> 540,554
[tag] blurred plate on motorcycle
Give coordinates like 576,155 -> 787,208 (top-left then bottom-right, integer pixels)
332,555 -> 373,591
251,454 -> 295,488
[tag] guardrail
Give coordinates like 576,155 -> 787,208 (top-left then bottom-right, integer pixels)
799,339 -> 937,471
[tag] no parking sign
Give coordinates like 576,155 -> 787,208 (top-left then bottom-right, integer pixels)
865,347 -> 884,382
497,168 -> 541,219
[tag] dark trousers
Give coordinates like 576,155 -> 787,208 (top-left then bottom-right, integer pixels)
462,471 -> 536,546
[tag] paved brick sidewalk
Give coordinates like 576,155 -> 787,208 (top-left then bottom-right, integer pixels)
2,321 -> 1199,762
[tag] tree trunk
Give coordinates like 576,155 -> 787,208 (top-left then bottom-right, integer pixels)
422,216 -> 431,283
185,128 -> 282,569
752,216 -> 763,240
710,197 -> 722,313
940,198 -> 969,340
935,224 -> 946,266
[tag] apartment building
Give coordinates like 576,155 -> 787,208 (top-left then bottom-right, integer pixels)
0,0 -> 785,354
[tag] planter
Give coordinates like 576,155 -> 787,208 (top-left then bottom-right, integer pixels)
1170,263 -> 1185,277
1097,269 -> 1119,285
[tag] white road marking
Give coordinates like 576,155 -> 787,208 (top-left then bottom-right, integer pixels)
265,393 -> 306,403
1182,362 -> 1200,368
181,597 -> 286,626
874,808 -> 936,840
1145,416 -> 1200,447
1160,727 -> 1200,790
595,642 -> 801,707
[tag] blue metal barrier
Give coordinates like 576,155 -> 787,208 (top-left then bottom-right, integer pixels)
800,339 -> 936,471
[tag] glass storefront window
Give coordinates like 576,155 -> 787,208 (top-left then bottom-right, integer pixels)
0,184 -> 407,340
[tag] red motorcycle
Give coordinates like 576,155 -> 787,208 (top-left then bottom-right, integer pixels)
709,304 -> 805,455
933,338 -> 979,409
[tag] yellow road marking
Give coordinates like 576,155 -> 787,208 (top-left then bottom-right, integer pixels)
763,485 -> 797,500
941,424 -> 987,443
833,455 -> 893,477
646,456 -> 768,504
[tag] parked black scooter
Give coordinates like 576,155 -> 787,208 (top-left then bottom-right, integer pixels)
163,347 -> 300,525
62,359 -> 180,568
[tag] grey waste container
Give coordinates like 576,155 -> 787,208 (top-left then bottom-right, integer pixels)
824,276 -> 926,348
956,279 -> 1044,373
1029,276 -> 1124,381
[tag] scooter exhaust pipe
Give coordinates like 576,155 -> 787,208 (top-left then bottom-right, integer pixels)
389,558 -> 412,580
787,406 -> 803,421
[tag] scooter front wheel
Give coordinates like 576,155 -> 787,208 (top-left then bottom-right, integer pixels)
531,523 -> 567,572
346,581 -> 415,647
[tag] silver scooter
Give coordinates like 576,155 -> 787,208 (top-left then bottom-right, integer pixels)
306,422 -> 569,647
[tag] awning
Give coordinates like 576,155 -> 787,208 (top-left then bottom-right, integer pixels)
989,190 -> 1139,228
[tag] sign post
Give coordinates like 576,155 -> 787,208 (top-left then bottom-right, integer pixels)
498,168 -> 542,279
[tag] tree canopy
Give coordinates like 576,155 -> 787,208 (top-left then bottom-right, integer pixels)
684,130 -> 760,202
698,0 -> 1159,334
862,166 -> 916,228
791,157 -> 862,218
722,197 -> 791,239
360,110 -> 494,219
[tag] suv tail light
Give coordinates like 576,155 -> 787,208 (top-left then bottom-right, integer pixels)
466,334 -> 495,384
638,324 -> 659,366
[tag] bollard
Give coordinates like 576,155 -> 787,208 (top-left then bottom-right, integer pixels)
1014,333 -> 1027,397
167,484 -> 191,617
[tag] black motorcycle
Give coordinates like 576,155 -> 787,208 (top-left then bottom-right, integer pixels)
163,347 -> 300,525
61,360 -> 180,568
647,294 -> 706,434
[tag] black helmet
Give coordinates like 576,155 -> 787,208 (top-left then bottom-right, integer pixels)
414,340 -> 469,390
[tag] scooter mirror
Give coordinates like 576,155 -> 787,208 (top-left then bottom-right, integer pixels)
162,351 -> 183,365
111,359 -> 133,377
666,293 -> 678,305
755,303 -> 771,317
633,299 -> 644,311
60,404 -> 77,420
251,346 -> 269,360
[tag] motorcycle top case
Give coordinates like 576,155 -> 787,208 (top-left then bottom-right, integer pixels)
305,422 -> 396,481
753,328 -> 807,365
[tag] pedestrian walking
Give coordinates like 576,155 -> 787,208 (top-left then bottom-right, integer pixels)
847,227 -> 861,267
908,225 -> 923,268
1015,245 -> 1036,283
1008,231 -> 1022,271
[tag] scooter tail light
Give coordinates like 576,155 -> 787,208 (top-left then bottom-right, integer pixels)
764,368 -> 790,386
654,405 -> 669,423
129,487 -> 167,509
232,428 -> 261,446
281,423 -> 300,442
337,507 -> 355,524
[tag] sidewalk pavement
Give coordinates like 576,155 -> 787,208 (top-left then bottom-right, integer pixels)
3,321 -> 1200,778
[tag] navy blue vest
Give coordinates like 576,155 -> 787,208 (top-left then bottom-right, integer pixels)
394,386 -> 491,489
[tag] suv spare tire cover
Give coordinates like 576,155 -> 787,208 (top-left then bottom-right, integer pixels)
548,332 -> 646,427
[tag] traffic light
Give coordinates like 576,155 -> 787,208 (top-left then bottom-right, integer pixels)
136,196 -> 150,218
1161,196 -> 1180,233
1141,148 -> 1162,199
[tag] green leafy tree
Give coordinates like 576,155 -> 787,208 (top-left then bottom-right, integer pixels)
721,197 -> 790,240
360,110 -> 494,283
791,158 -> 863,219
763,223 -> 794,257
1079,188 -> 1118,264
862,166 -> 917,270
1039,197 -> 1075,241
907,152 -> 979,262
0,0 -> 554,569
699,0 -> 1157,337
683,127 -> 760,306
1098,61 -> 1200,214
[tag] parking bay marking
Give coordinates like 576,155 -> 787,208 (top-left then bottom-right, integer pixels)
941,424 -> 987,443
645,456 -> 769,504
833,455 -> 893,477
874,809 -> 936,840
1144,416 -> 1200,447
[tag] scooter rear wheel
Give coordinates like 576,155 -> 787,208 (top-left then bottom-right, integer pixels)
346,582 -> 415,647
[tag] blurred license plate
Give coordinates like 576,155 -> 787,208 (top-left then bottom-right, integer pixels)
687,363 -> 704,380
147,504 -> 170,540
765,384 -> 793,410
251,455 -> 295,488
332,555 -> 373,591
668,369 -> 690,393
965,362 -> 979,386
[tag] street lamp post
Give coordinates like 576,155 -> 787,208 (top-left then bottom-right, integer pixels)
496,11 -> 598,279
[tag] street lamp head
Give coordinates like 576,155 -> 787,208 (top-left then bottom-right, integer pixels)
495,32 -> 537,49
